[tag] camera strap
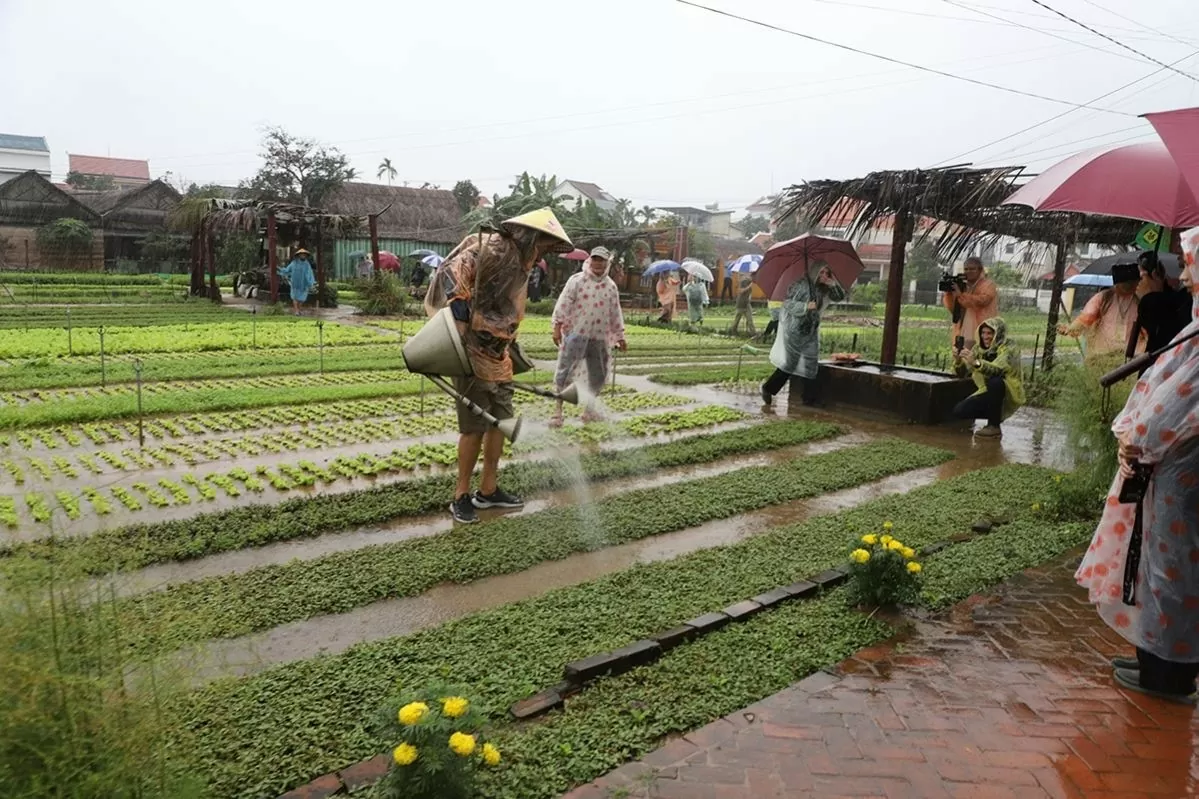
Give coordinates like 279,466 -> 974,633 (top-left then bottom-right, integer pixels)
1121,499 -> 1144,606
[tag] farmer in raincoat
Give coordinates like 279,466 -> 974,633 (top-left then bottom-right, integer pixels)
656,271 -> 680,323
682,274 -> 709,325
425,208 -> 574,525
951,317 -> 1026,438
549,246 -> 627,426
1076,226 -> 1199,703
730,276 -> 756,336
760,262 -> 844,407
278,248 -> 316,315
760,299 -> 783,342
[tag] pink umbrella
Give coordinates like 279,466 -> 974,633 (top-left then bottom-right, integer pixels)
1002,141 -> 1199,229
377,251 -> 401,271
1143,106 -> 1199,199
754,233 -> 865,302
562,248 -> 591,261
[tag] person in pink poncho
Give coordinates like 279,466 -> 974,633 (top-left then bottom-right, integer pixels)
550,246 -> 627,426
1076,226 -> 1199,703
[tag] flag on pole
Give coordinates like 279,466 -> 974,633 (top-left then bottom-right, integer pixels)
1134,223 -> 1164,251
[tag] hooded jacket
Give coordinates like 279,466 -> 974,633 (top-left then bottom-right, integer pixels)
956,316 -> 1026,420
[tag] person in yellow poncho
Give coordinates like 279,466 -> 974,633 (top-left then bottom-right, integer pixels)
951,316 -> 1025,438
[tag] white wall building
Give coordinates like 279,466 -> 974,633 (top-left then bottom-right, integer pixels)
0,134 -> 51,185
552,179 -> 618,212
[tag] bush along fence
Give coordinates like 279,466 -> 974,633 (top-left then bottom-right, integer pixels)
272,506 -> 1036,799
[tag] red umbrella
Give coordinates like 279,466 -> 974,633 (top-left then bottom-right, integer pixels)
1143,106 -> 1199,199
754,233 -> 865,301
562,248 -> 591,261
377,251 -> 401,271
1002,141 -> 1199,229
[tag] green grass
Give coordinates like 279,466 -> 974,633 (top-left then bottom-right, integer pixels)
0,345 -> 407,392
113,438 -> 949,654
174,463 -> 1065,798
6,421 -> 841,574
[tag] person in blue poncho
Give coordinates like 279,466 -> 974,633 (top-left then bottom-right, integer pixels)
279,248 -> 316,315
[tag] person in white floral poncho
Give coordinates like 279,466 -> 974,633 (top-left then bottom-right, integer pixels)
550,247 -> 627,426
1076,226 -> 1199,703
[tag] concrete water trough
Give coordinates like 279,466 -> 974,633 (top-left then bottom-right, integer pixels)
795,360 -> 976,425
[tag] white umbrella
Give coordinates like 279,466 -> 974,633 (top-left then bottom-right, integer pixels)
680,260 -> 714,282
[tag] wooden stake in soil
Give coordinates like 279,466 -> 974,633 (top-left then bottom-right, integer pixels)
316,320 -> 325,375
98,327 -> 106,387
134,358 -> 144,449
66,307 -> 72,356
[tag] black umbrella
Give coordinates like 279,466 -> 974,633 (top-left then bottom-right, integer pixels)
1081,251 -> 1180,278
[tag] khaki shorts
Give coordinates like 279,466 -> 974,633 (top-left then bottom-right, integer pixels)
452,377 -> 515,435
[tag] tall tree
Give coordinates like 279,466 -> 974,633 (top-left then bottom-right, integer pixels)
377,158 -> 398,186
452,180 -> 481,217
905,239 -> 944,283
738,214 -> 770,238
638,205 -> 656,225
243,127 -> 355,207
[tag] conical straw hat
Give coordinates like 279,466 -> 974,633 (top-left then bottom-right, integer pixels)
502,208 -> 574,253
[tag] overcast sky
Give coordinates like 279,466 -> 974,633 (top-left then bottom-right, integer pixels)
2,0 -> 1197,212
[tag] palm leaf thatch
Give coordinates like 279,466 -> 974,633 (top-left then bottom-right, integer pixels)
777,165 -> 1143,256
169,197 -> 364,236
776,165 -> 1026,260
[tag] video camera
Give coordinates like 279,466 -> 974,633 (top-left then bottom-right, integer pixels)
938,271 -> 967,293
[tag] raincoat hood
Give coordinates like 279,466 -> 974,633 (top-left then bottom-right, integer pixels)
585,259 -> 611,282
976,316 -> 1007,358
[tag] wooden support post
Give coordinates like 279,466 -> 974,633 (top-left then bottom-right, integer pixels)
369,214 -> 381,281
268,212 -> 279,303
1041,238 -> 1069,371
879,209 -> 912,367
189,234 -> 203,296
315,219 -> 326,308
206,227 -> 218,302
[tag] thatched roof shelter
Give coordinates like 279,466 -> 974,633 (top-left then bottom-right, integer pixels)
776,165 -> 1144,367
169,197 -> 365,301
323,182 -> 462,244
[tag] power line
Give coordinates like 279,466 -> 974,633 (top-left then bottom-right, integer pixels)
675,0 -> 1133,116
1026,0 -> 1199,83
148,39 -> 1079,166
940,0 -> 1156,68
981,128 -> 1153,166
1075,0 -> 1199,49
931,48 -> 1199,166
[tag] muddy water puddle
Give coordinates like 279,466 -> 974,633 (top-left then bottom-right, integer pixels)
117,434 -> 869,595
186,464 -> 931,680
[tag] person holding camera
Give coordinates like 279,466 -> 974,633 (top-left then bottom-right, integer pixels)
942,257 -> 998,350
950,317 -> 1025,437
1126,252 -> 1189,375
1075,228 -> 1199,703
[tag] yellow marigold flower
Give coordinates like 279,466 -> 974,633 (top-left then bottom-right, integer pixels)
1032,502 -> 1042,512
907,562 -> 922,574
482,743 -> 502,767
861,534 -> 878,545
442,696 -> 469,719
887,540 -> 904,552
882,521 -> 894,531
392,743 -> 418,766
901,547 -> 916,559
850,548 -> 871,564
1053,475 -> 1063,484
449,732 -> 476,757
880,534 -> 894,545
398,702 -> 429,726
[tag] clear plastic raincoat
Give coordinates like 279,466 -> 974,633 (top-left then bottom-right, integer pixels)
279,257 -> 315,302
683,279 -> 709,323
1076,227 -> 1199,663
770,265 -> 845,379
551,262 -> 625,391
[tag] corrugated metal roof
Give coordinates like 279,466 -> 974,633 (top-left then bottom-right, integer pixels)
0,133 -> 49,152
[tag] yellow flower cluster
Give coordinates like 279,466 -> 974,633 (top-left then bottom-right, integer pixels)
393,743 -> 419,766
449,732 -> 476,757
853,524 -> 921,573
442,696 -> 469,718
398,702 -> 429,726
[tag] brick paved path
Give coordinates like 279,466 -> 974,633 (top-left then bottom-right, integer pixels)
564,553 -> 1199,799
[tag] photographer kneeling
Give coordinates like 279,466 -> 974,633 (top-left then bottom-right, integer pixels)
951,317 -> 1025,438
942,257 -> 998,350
